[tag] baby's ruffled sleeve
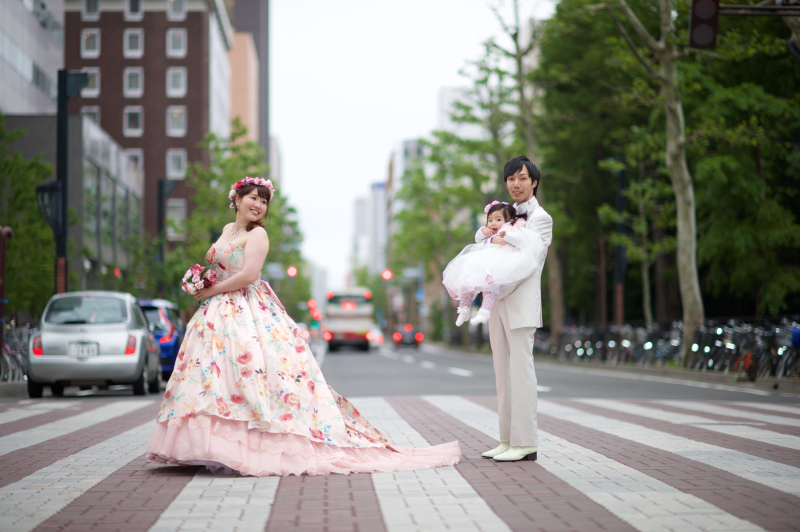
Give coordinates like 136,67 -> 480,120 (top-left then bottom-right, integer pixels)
475,228 -> 489,243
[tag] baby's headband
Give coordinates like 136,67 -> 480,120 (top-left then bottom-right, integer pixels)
484,200 -> 509,214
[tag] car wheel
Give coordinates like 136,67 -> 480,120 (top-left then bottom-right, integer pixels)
132,367 -> 147,396
361,342 -> 370,352
148,366 -> 162,393
50,383 -> 65,397
27,380 -> 44,399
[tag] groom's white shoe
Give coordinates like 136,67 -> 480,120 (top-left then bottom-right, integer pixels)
481,442 -> 510,459
493,446 -> 538,462
455,307 -> 470,327
470,308 -> 491,326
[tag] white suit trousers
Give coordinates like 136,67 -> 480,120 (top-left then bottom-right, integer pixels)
488,298 -> 538,448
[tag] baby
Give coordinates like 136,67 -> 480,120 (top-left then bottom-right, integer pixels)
442,200 -> 542,326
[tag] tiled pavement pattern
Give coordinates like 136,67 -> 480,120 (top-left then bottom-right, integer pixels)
0,398 -> 797,531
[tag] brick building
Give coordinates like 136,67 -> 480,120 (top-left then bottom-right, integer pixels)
64,0 -> 233,238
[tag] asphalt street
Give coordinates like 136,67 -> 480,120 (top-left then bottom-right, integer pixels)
322,343 -> 800,404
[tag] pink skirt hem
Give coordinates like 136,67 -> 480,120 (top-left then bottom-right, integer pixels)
146,415 -> 461,477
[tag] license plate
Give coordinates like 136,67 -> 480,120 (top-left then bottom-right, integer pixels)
69,343 -> 99,357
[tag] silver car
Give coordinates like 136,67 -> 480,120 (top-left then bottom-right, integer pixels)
27,291 -> 161,397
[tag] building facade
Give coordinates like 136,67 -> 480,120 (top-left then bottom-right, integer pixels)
6,115 -> 143,290
63,0 -> 232,238
227,31 -> 259,142
0,0 -> 63,114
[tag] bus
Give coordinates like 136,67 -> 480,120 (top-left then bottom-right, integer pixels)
323,288 -> 374,351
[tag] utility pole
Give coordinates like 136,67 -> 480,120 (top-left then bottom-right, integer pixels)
0,227 -> 13,352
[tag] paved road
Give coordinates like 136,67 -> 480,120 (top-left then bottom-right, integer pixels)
1,343 -> 799,531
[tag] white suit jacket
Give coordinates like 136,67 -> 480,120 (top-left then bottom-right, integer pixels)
495,196 -> 552,329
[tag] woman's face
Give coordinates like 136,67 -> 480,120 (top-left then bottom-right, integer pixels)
236,190 -> 268,223
487,211 -> 507,233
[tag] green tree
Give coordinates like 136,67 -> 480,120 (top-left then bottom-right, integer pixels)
0,114 -> 55,321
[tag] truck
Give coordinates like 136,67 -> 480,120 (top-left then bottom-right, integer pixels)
323,288 -> 374,352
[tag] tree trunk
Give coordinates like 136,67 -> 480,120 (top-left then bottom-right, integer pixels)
598,236 -> 608,329
660,50 -> 705,363
639,202 -> 654,326
653,225 -> 669,322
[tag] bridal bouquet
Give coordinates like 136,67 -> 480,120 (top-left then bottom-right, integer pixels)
181,264 -> 217,295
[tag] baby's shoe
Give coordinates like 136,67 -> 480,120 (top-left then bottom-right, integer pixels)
455,306 -> 470,327
470,308 -> 491,326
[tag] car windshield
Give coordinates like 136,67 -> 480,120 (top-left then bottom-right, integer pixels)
44,296 -> 128,325
142,308 -> 168,331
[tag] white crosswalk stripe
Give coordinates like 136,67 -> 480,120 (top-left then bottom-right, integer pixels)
0,400 -> 155,456
0,402 -> 81,426
656,401 -> 800,427
539,399 -> 800,497
577,399 -> 800,450
0,420 -> 154,532
424,395 -> 765,532
731,402 -> 800,415
149,472 -> 279,532
350,397 -> 511,532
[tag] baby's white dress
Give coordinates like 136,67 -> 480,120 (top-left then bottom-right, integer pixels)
442,219 -> 545,300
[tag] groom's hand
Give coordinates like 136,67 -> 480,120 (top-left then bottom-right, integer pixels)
492,236 -> 509,246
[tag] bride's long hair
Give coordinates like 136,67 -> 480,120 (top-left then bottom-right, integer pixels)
232,184 -> 271,232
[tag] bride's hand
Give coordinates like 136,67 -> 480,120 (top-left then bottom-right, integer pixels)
194,286 -> 216,301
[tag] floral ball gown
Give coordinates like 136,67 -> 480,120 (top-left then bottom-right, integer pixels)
146,242 -> 461,476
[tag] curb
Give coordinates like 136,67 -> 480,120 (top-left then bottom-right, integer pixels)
0,382 -> 28,398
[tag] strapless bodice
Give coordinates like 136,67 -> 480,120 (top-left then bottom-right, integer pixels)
206,242 -> 245,282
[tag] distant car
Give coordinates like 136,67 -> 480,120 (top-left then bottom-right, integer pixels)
138,299 -> 185,381
27,291 -> 161,398
393,325 -> 423,349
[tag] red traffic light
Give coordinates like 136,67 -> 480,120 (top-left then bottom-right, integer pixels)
323,332 -> 333,341
381,269 -> 393,281
326,291 -> 334,299
308,299 -> 317,308
688,0 -> 719,49
114,267 -> 121,277
364,290 -> 372,299
287,265 -> 298,277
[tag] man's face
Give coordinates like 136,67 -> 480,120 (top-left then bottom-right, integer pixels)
506,168 -> 537,204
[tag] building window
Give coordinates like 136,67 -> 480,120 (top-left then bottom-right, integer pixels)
83,0 -> 100,21
123,28 -> 144,58
125,0 -> 143,21
166,106 -> 186,137
166,148 -> 187,180
167,0 -> 186,21
80,29 -> 100,59
123,67 -> 144,98
81,68 -> 100,98
126,148 -> 144,180
123,106 -> 143,137
166,67 -> 187,98
81,106 -> 100,124
165,198 -> 187,240
166,28 -> 187,58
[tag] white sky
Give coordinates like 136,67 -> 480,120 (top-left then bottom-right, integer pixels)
272,0 -> 556,289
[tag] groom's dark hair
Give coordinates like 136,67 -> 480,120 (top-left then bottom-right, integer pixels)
503,156 -> 540,197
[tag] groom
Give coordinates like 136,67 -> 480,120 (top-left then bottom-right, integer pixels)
482,155 -> 552,462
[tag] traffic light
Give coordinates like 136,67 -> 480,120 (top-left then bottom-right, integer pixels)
688,0 -> 719,49
307,299 -> 317,309
381,269 -> 393,281
286,265 -> 298,277
364,290 -> 372,299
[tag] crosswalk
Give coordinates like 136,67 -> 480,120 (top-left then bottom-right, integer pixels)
0,396 -> 798,532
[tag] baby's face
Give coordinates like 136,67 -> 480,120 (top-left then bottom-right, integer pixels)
487,212 -> 508,233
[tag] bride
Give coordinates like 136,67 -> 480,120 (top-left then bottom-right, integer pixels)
146,177 -> 461,476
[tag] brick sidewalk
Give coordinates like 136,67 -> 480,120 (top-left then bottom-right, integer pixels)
0,396 -> 799,532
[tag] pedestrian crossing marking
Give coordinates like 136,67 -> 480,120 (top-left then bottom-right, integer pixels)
0,400 -> 155,456
656,400 -> 800,427
350,397 -> 511,532
539,399 -> 800,497
423,395 -> 765,532
0,421 -> 154,532
0,402 -> 81,426
578,399 -> 800,450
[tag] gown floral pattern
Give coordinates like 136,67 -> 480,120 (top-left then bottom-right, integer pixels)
146,242 -> 460,477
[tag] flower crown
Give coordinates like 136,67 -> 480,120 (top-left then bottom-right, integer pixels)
228,177 -> 275,206
484,200 -> 509,214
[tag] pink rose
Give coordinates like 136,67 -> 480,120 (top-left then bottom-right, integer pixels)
240,367 -> 253,378
164,390 -> 171,399
279,413 -> 293,422
237,352 -> 253,365
194,281 -> 205,291
192,274 -> 201,283
307,381 -> 315,394
285,393 -> 300,408
205,270 -> 217,284
230,394 -> 244,405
